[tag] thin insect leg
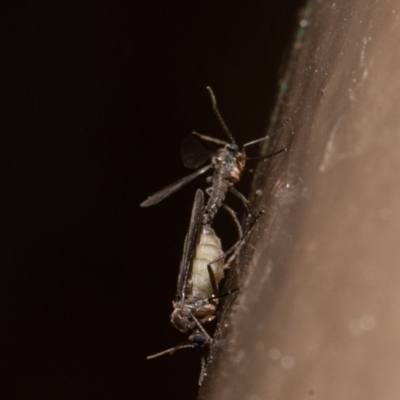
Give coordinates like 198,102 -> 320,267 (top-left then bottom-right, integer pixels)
225,246 -> 241,269
224,209 -> 263,268
243,118 -> 291,149
198,348 -> 207,386
228,186 -> 257,220
205,217 -> 251,269
222,203 -> 243,241
206,86 -> 236,143
207,264 -> 220,299
200,193 -> 242,239
192,131 -> 228,147
191,315 -> 213,344
146,342 -> 198,359
221,203 -> 243,266
206,223 -> 247,270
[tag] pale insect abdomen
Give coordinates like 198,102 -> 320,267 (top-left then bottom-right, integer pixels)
191,225 -> 224,300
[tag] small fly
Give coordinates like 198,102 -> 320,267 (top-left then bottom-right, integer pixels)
147,189 -> 260,384
140,87 -> 286,225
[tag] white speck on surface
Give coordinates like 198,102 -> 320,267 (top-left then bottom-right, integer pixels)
300,19 -> 309,28
269,348 -> 281,360
281,356 -> 294,368
348,87 -> 355,102
360,314 -> 376,331
319,116 -> 344,172
349,314 -> 377,335
230,349 -> 246,364
360,36 -> 371,68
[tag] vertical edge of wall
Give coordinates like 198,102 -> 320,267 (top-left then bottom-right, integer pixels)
199,0 -> 400,399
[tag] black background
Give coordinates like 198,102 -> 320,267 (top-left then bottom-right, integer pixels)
3,1 -> 304,399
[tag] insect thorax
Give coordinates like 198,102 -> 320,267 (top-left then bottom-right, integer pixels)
211,148 -> 244,184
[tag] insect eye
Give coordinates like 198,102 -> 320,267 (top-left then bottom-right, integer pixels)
190,332 -> 205,345
171,310 -> 191,332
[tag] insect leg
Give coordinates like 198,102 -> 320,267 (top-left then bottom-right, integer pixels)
192,131 -> 228,147
147,340 -> 208,386
191,314 -> 213,344
222,203 -> 243,240
221,203 -> 243,266
228,186 -> 257,220
198,348 -> 207,386
205,186 -> 250,236
207,208 -> 263,270
146,342 -> 199,359
206,86 -> 236,143
207,264 -> 220,299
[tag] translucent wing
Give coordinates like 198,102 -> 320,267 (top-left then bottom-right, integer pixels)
140,165 -> 212,207
176,189 -> 204,300
180,134 -> 215,169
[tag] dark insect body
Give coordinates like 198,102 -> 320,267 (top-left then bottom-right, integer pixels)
140,87 -> 285,226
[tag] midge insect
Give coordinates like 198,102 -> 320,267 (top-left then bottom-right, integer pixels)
147,189 -> 226,385
147,189 -> 259,384
140,86 -> 286,226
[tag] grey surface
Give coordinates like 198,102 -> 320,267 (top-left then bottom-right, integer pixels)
200,0 -> 400,398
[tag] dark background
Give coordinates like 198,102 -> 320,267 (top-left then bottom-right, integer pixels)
3,1 -> 303,399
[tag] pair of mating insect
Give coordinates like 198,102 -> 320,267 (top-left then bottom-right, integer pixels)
142,87 -> 285,384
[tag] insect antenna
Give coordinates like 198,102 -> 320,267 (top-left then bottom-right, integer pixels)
245,147 -> 286,161
206,86 -> 236,144
243,118 -> 291,149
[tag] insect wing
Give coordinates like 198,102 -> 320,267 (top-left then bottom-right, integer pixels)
176,189 -> 204,300
180,134 -> 215,169
140,165 -> 211,207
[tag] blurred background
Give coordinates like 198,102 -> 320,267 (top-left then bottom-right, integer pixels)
3,1 -> 304,399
